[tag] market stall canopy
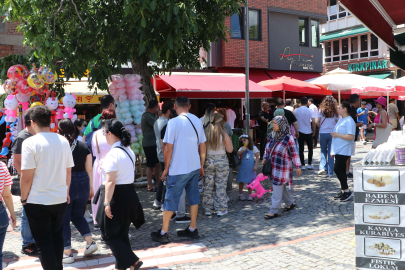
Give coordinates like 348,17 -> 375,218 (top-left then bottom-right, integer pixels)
340,0 -> 405,51
216,68 -> 321,82
153,72 -> 273,99
258,76 -> 331,97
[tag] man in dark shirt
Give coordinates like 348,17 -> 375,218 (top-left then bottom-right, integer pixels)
259,102 -> 270,159
347,94 -> 362,179
10,108 -> 38,256
268,98 -> 299,135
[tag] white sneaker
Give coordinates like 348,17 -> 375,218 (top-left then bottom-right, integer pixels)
317,169 -> 326,175
63,253 -> 74,264
205,212 -> 212,216
239,194 -> 246,201
217,210 -> 228,216
84,210 -> 93,223
363,140 -> 367,145
307,165 -> 314,170
153,199 -> 162,208
84,241 -> 98,256
247,195 -> 253,201
301,166 -> 307,171
160,205 -> 164,212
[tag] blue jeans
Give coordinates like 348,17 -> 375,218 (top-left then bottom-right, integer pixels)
21,208 -> 35,247
0,203 -> 9,268
62,171 -> 91,249
319,133 -> 334,175
164,169 -> 200,212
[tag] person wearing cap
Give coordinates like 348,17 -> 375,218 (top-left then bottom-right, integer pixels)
368,97 -> 388,148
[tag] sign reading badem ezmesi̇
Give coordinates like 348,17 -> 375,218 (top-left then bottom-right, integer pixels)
349,60 -> 389,72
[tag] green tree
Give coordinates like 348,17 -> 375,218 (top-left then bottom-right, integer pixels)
1,0 -> 242,101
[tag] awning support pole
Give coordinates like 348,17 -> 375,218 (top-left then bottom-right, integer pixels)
245,1 -> 250,135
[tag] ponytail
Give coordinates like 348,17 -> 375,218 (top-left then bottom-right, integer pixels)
58,119 -> 75,145
105,119 -> 131,147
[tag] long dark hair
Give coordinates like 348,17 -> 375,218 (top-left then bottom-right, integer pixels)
73,119 -> 85,140
318,95 -> 338,118
58,119 -> 75,145
105,119 -> 131,147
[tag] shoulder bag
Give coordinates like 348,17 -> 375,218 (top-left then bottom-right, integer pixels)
227,150 -> 241,168
183,114 -> 199,144
262,141 -> 281,176
374,112 -> 392,148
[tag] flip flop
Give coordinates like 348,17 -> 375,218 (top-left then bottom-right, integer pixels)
283,203 -> 297,211
147,188 -> 157,192
264,213 -> 279,219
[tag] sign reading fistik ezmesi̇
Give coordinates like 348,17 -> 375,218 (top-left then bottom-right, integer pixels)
354,167 -> 405,270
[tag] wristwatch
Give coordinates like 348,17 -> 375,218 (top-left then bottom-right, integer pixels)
21,199 -> 27,204
104,202 -> 110,206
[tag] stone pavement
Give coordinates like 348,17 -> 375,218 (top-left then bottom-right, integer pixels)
3,142 -> 371,269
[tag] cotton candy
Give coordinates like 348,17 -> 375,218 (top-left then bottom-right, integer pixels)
111,74 -> 124,82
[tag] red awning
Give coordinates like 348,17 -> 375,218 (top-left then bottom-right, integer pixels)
340,0 -> 403,50
216,68 -> 321,83
152,73 -> 274,99
258,76 -> 332,98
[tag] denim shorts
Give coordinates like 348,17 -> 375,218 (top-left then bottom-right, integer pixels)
164,169 -> 200,211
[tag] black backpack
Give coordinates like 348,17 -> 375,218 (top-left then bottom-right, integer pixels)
85,118 -> 102,161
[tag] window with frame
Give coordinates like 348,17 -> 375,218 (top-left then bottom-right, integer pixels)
311,20 -> 320,47
328,0 -> 350,21
324,33 -> 380,63
299,18 -> 308,46
230,8 -> 261,40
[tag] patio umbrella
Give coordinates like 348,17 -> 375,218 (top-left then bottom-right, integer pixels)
306,68 -> 382,103
258,76 -> 331,101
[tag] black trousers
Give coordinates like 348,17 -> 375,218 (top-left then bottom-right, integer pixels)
334,154 -> 350,190
24,203 -> 67,270
156,162 -> 166,203
260,130 -> 268,159
313,126 -> 319,147
298,132 -> 313,166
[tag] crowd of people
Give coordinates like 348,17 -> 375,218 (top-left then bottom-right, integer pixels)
0,91 -> 399,270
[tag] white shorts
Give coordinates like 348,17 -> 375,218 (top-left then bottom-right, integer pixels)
359,125 -> 367,130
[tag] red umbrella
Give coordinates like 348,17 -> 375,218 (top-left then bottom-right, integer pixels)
258,76 -> 332,100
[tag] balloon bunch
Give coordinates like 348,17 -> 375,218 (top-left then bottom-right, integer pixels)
109,74 -> 146,157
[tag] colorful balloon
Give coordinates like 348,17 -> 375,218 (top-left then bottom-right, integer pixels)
42,68 -> 57,84
34,84 -> 49,95
27,73 -> 45,89
7,65 -> 28,80
16,80 -> 34,95
30,102 -> 43,108
3,79 -> 18,95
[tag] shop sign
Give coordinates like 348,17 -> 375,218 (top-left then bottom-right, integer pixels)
59,95 -> 104,104
58,69 -> 90,78
278,47 -> 314,71
354,167 -> 405,270
349,60 -> 389,72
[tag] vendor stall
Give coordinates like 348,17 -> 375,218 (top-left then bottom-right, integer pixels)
355,132 -> 405,269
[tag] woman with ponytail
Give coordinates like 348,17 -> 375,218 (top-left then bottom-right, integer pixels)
58,119 -> 98,264
94,119 -> 145,270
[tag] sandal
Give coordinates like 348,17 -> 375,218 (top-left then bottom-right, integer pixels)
133,261 -> 143,270
283,203 -> 296,211
147,188 -> 157,192
264,213 -> 279,219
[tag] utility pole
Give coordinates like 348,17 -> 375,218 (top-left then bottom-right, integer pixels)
245,1 -> 250,136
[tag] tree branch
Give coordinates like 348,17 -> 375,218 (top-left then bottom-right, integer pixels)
71,0 -> 85,27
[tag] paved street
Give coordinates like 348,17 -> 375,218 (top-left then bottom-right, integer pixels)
3,142 -> 371,269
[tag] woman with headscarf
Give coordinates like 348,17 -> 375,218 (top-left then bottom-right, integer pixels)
262,116 -> 302,220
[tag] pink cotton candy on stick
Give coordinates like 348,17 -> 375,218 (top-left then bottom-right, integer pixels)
133,75 -> 141,83
119,94 -> 128,103
124,74 -> 136,82
111,74 -> 124,83
116,82 -> 125,88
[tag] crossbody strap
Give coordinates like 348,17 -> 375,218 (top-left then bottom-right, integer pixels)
115,146 -> 135,168
95,131 -> 100,155
183,115 -> 199,145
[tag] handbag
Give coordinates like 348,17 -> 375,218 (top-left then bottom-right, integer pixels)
262,141 -> 281,176
373,112 -> 392,148
227,150 -> 241,168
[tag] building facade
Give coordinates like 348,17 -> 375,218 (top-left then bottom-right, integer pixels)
320,0 -> 402,78
207,0 -> 327,82
0,18 -> 27,57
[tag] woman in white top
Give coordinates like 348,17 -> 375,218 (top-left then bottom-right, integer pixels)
203,114 -> 233,216
316,96 -> 339,177
93,119 -> 145,270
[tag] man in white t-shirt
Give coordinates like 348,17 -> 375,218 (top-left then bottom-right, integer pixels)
294,97 -> 315,170
20,106 -> 74,270
285,100 -> 294,112
151,96 -> 206,243
226,105 -> 236,128
308,98 -> 319,148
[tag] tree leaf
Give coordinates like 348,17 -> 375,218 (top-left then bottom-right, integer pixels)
139,42 -> 145,56
173,6 -> 179,15
167,12 -> 171,23
141,17 -> 146,28
150,1 -> 156,11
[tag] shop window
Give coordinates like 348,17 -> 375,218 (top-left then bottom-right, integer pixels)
360,35 -> 368,51
311,20 -> 320,47
332,40 -> 339,62
351,36 -> 358,52
231,9 -> 244,39
342,38 -> 348,54
328,0 -> 349,21
338,5 -> 347,18
324,41 -> 331,63
360,52 -> 368,58
249,10 -> 261,40
230,8 -> 261,41
341,55 -> 349,60
370,34 -> 378,56
299,18 -> 308,46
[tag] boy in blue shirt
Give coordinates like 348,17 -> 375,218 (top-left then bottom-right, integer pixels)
357,101 -> 369,145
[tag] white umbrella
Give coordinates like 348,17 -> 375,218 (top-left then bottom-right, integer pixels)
306,68 -> 382,103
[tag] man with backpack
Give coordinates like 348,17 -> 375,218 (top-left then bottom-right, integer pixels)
83,95 -> 115,158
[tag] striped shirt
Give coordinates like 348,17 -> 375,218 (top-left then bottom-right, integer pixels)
0,161 -> 12,201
